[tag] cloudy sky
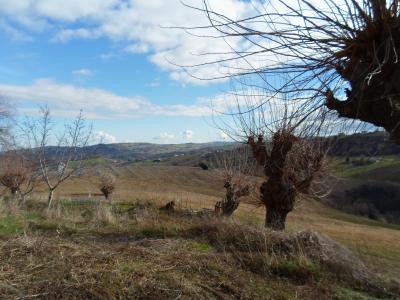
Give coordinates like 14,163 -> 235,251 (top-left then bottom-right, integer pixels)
0,0 -> 256,144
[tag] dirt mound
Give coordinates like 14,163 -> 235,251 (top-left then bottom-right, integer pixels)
189,221 -> 369,282
295,230 -> 368,281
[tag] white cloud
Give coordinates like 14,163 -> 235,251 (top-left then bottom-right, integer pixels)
0,20 -> 32,42
182,129 -> 193,140
0,0 -> 345,87
0,0 -> 257,85
0,78 -> 224,119
153,132 -> 175,142
72,68 -> 93,77
0,78 -> 147,119
124,43 -> 150,54
1,76 -> 310,122
52,28 -> 100,43
219,131 -> 229,140
95,130 -> 117,144
146,77 -> 160,88
0,78 -> 283,119
98,53 -> 117,60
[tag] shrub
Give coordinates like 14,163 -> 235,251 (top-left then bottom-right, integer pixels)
198,162 -> 209,170
98,172 -> 116,200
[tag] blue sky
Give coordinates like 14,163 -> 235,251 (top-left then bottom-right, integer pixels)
0,0 -> 254,144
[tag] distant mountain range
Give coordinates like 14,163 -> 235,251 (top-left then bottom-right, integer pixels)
80,141 -> 237,162
42,131 -> 400,164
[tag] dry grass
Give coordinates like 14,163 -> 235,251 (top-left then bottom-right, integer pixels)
1,165 -> 399,299
0,203 -> 397,300
25,165 -> 400,279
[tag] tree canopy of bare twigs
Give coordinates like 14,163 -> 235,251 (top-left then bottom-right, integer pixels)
182,0 -> 400,143
97,171 -> 116,201
0,150 -> 37,200
212,146 -> 256,216
211,87 -> 328,229
247,122 -> 327,230
20,107 -> 92,209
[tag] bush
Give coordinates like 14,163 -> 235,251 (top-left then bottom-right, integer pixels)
351,156 -> 375,166
198,162 -> 209,170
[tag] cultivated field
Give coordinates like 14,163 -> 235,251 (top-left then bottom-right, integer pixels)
30,165 -> 400,279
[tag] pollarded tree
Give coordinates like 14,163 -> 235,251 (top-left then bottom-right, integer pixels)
247,130 -> 325,230
213,146 -> 255,217
213,88 -> 328,230
0,150 -> 40,203
0,151 -> 30,196
182,0 -> 400,144
98,171 -> 116,201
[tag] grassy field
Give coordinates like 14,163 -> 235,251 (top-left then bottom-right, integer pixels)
1,164 -> 400,299
329,156 -> 400,178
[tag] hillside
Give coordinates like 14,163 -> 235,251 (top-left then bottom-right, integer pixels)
327,131 -> 400,156
326,156 -> 400,224
1,164 -> 399,299
81,142 -> 236,162
33,165 -> 400,278
87,132 -> 400,161
40,132 -> 400,166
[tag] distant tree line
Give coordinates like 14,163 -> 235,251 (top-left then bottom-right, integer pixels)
326,132 -> 400,157
329,181 -> 400,224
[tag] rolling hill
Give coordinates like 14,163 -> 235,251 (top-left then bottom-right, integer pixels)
60,141 -> 237,163
42,131 -> 400,164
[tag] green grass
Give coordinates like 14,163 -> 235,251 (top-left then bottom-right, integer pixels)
331,156 -> 400,178
0,211 -> 45,237
0,215 -> 25,236
189,241 -> 213,252
335,287 -> 382,300
322,205 -> 400,231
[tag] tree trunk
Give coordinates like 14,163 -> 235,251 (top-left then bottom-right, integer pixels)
327,26 -> 400,145
221,199 -> 239,217
101,187 -> 110,200
218,183 -> 249,217
47,189 -> 54,209
260,180 -> 295,231
327,93 -> 400,144
18,194 -> 26,206
265,207 -> 288,230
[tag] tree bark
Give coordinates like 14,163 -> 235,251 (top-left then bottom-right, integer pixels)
220,199 -> 239,217
47,189 -> 54,209
265,208 -> 288,230
218,183 -> 249,217
260,179 -> 295,230
327,92 -> 400,144
248,131 -> 321,230
328,21 -> 400,145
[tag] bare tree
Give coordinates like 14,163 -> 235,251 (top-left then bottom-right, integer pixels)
181,1 -> 400,144
213,146 -> 255,217
21,107 -> 92,209
97,171 -> 116,201
211,87 -> 328,230
0,151 -> 29,196
248,130 -> 325,230
0,150 -> 40,203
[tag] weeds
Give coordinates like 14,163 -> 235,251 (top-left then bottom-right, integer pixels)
0,198 -> 398,299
